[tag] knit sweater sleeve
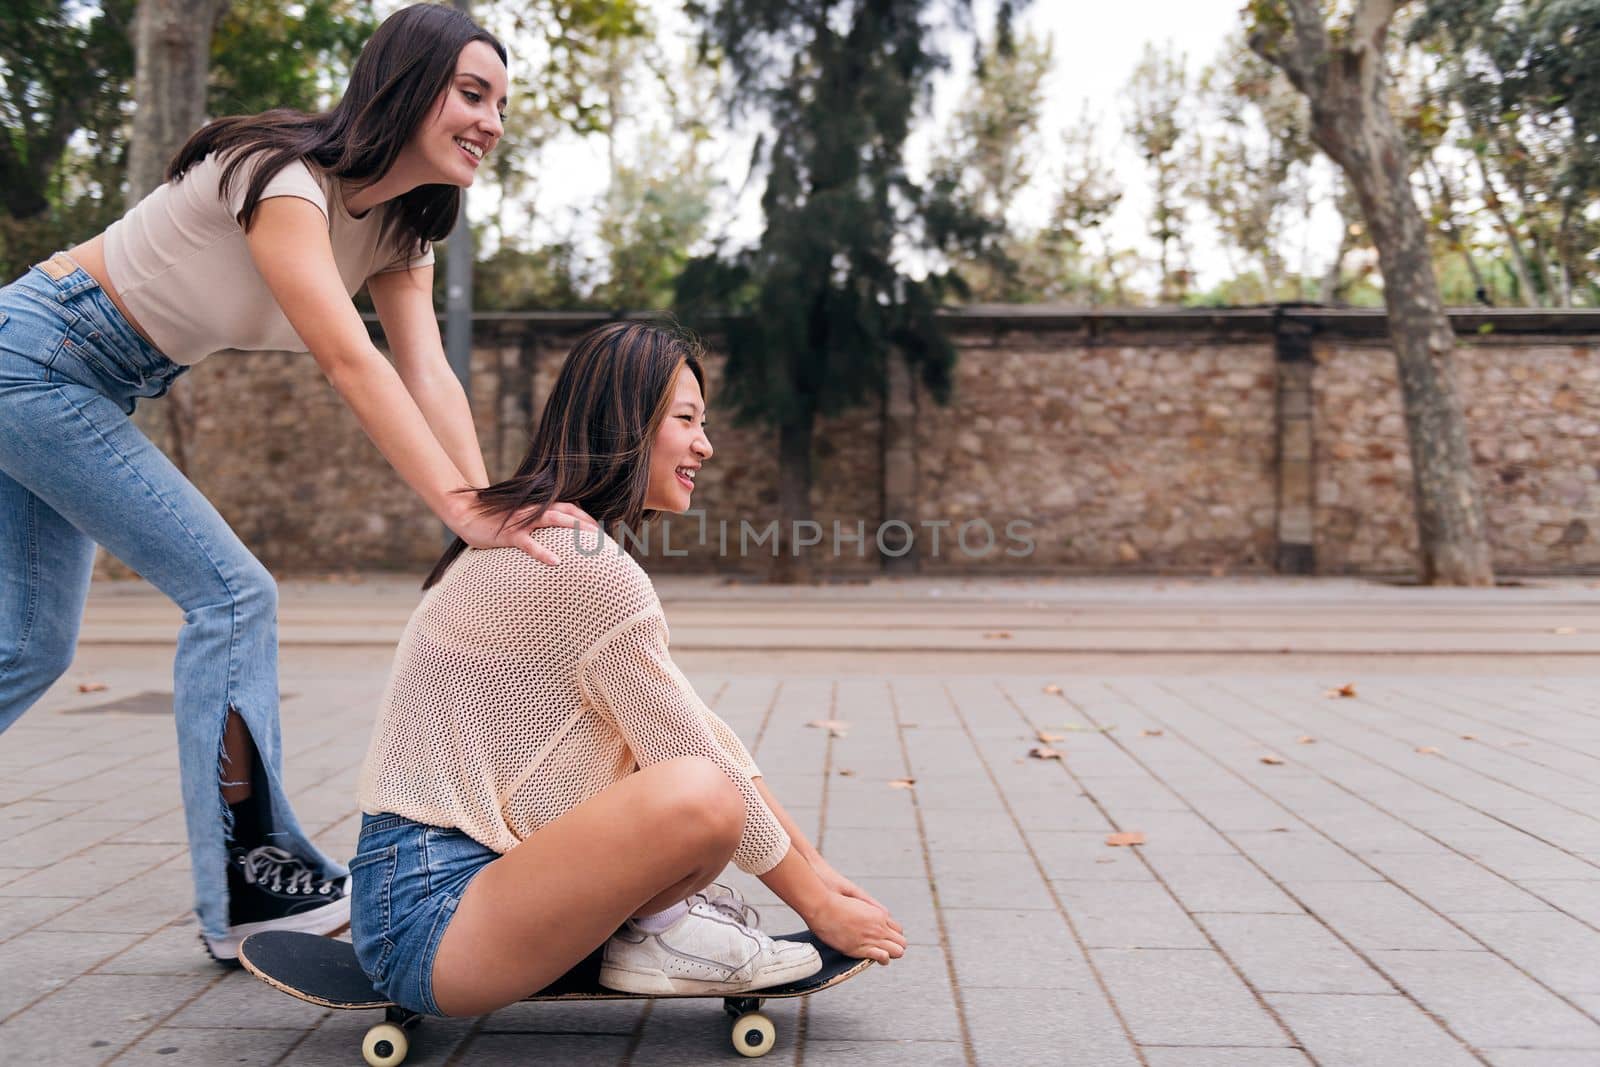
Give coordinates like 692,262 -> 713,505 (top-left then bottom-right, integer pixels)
577,569 -> 789,874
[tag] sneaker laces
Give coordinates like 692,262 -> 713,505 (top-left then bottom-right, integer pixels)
692,885 -> 762,931
237,845 -> 334,896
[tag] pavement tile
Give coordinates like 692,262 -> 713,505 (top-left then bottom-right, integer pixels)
1284,881 -> 1478,951
1141,1049 -> 1314,1067
1228,831 -> 1384,882
805,1039 -> 967,1066
1268,991 -> 1492,1066
1195,913 -> 1393,995
918,807 -> 1029,851
930,850 -> 1055,909
0,895 -> 81,943
94,920 -> 222,977
1031,832 -> 1156,882
1521,879 -> 1600,927
0,843 -> 181,901
169,968 -> 332,1029
942,907 -> 1094,989
0,972 -> 212,1063
282,1014 -> 474,1065
1374,949 -> 1600,1048
454,1032 -> 632,1064
117,1026 -> 308,1065
804,944 -> 959,1043
1432,830 -> 1600,881
962,986 -> 1141,1067
1482,1053 -> 1600,1067
1448,911 -> 1600,996
1091,948 -> 1288,1046
39,856 -> 195,935
1143,853 -> 1302,914
819,826 -> 931,879
0,929 -> 143,1020
1362,850 -> 1551,913
1057,881 -> 1210,949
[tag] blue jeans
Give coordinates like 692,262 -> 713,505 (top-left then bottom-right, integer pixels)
0,256 -> 343,939
350,813 -> 498,1016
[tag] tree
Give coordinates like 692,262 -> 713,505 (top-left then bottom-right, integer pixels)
930,26 -> 1054,301
679,0 -> 1019,580
1196,35 -> 1316,303
0,0 -> 135,277
1408,0 -> 1600,307
1125,43 -> 1196,303
1248,0 -> 1493,586
128,0 -> 234,202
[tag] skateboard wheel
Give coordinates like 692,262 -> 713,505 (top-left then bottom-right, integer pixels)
362,1022 -> 409,1067
730,1012 -> 776,1058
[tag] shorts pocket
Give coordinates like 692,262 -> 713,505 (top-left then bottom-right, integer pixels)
349,844 -> 399,983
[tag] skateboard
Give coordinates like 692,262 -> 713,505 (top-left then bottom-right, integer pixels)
239,929 -> 872,1065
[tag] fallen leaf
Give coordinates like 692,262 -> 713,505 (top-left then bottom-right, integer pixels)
1028,746 -> 1064,760
1036,731 -> 1067,743
1325,683 -> 1358,699
1260,754 -> 1285,765
983,631 -> 1014,640
1042,684 -> 1063,695
77,682 -> 109,693
1105,831 -> 1146,847
806,719 -> 850,737
1416,746 -> 1441,755
888,778 -> 916,789
1554,626 -> 1578,635
837,769 -> 856,777
1140,728 -> 1164,738
1460,733 -> 1478,741
1296,736 -> 1317,745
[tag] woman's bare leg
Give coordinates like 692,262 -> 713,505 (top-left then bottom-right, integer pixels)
221,711 -> 252,804
431,756 -> 746,1016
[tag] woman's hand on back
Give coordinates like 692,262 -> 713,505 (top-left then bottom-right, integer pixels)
809,891 -> 907,965
449,500 -> 599,566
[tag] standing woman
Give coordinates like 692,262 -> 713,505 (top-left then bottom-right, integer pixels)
0,4 -> 580,961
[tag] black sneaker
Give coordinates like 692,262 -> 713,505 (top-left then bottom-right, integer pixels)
203,845 -> 351,962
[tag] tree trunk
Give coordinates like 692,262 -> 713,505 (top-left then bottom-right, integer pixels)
770,412 -> 816,584
129,0 -> 229,202
128,0 -> 229,474
1256,0 -> 1493,586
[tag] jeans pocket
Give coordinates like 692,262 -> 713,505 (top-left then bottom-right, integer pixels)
349,844 -> 399,983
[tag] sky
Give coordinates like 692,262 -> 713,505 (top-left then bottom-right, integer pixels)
475,0 -> 1342,297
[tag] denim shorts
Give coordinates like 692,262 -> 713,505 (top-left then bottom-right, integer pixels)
349,813 -> 498,1016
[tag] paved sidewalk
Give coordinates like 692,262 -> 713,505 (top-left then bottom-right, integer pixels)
2,577 -> 1598,1066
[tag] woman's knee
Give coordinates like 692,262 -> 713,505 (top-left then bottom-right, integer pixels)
648,756 -> 744,845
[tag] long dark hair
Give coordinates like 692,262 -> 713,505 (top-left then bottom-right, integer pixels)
168,3 -> 505,257
422,322 -> 707,590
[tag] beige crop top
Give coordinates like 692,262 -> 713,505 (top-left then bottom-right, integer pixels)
102,149 -> 433,364
357,529 -> 792,875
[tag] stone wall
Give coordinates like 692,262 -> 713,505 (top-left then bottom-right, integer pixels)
106,307 -> 1600,580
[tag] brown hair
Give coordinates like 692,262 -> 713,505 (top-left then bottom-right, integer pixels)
168,3 -> 506,258
423,321 -> 706,589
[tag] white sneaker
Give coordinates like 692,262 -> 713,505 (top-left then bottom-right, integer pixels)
689,881 -> 761,928
600,901 -> 822,995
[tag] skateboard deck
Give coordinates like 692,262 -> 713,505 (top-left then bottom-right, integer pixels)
239,929 -> 871,1064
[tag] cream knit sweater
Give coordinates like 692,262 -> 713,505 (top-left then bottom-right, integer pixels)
357,528 -> 791,874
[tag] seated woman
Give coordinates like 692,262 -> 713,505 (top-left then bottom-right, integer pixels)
352,321 -> 906,1017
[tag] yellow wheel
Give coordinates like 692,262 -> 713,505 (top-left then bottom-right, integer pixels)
730,1012 -> 776,1058
362,1022 -> 409,1067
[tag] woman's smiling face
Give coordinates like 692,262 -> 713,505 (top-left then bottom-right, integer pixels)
644,365 -> 713,513
411,39 -> 507,187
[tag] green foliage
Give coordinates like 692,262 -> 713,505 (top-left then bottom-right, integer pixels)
1409,0 -> 1600,305
678,0 -> 1020,433
209,0 -> 378,118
